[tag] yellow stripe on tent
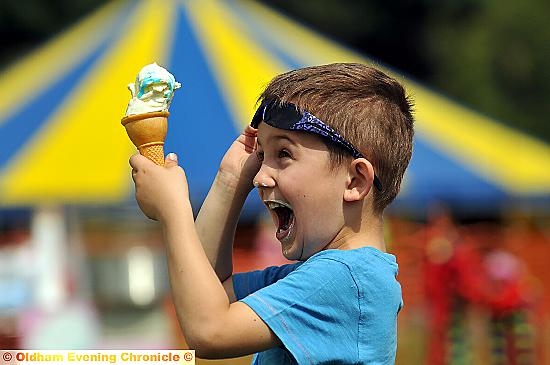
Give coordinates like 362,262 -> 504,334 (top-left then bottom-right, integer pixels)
184,0 -> 287,128
0,0 -> 177,204
239,0 -> 550,194
412,89 -> 550,194
0,0 -> 125,124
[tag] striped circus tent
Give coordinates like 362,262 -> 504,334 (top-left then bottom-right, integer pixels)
1,0 -> 549,216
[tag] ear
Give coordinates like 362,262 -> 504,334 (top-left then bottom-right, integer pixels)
343,158 -> 375,202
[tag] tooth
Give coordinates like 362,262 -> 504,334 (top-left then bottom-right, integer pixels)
267,202 -> 279,209
265,201 -> 293,211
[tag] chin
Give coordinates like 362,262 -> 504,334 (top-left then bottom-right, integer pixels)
283,246 -> 318,262
282,249 -> 298,261
281,243 -> 303,261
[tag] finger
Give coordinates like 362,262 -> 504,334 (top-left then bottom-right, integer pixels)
129,153 -> 141,169
242,125 -> 258,152
129,153 -> 151,170
164,152 -> 179,168
243,125 -> 257,137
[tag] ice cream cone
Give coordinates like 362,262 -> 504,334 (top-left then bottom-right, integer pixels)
121,111 -> 169,166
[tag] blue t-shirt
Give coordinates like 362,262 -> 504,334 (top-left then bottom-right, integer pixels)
233,246 -> 403,364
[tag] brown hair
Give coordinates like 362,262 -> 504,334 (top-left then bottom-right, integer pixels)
259,63 -> 414,214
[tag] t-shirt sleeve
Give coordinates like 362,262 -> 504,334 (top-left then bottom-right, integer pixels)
232,262 -> 302,301
240,258 -> 360,364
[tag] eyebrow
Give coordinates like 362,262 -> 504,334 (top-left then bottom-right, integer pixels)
257,134 -> 299,148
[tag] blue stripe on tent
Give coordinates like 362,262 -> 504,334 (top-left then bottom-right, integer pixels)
404,135 -> 507,205
0,2 -> 135,169
163,4 -> 240,209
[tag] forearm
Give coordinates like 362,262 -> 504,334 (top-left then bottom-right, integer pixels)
195,172 -> 250,281
162,203 -> 232,343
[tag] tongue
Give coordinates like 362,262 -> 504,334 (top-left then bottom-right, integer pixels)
276,224 -> 292,241
275,207 -> 294,240
276,207 -> 292,230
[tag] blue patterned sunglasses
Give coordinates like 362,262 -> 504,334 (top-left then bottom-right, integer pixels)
251,100 -> 383,191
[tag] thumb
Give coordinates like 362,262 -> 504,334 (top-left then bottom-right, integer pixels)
164,152 -> 179,167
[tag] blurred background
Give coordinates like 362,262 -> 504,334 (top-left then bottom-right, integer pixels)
0,0 -> 549,364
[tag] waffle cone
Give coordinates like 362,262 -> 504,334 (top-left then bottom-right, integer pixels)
121,111 -> 169,166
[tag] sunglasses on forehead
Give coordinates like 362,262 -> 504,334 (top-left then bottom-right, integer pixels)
251,100 -> 383,191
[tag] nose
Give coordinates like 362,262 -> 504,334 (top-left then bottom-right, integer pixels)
253,164 -> 276,189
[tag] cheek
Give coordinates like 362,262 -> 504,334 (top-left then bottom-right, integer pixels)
296,194 -> 336,231
299,186 -> 344,230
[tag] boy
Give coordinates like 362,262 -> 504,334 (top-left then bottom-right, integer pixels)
130,63 -> 414,364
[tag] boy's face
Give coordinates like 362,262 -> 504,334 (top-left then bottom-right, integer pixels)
255,123 -> 349,261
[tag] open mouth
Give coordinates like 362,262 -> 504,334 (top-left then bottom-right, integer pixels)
265,200 -> 295,242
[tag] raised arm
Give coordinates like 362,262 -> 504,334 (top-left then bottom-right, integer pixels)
129,136 -> 281,358
195,126 -> 260,285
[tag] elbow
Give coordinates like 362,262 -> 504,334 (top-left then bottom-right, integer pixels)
185,324 -> 226,359
186,335 -> 215,359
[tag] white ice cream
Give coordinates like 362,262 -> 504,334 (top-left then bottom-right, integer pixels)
125,62 -> 181,116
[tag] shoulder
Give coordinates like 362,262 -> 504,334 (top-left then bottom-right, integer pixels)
285,251 -> 361,292
310,247 -> 403,310
242,251 -> 364,310
306,246 -> 399,280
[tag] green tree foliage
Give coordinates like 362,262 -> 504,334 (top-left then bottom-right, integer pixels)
0,0 -> 108,66
422,0 -> 550,140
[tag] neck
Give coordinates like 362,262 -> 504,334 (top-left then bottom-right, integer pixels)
325,213 -> 386,252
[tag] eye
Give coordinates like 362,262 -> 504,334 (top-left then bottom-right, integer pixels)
278,149 -> 292,159
256,150 -> 264,162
